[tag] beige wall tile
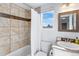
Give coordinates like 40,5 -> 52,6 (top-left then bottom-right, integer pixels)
22,39 -> 27,47
11,41 -> 24,52
11,34 -> 20,43
0,3 -> 10,14
0,44 -> 10,56
0,3 -> 31,55
0,27 -> 10,54
11,27 -> 19,35
10,20 -> 31,52
26,39 -> 30,45
0,36 -> 10,46
0,27 -> 10,35
19,20 -> 25,27
18,4 -> 31,19
11,19 -> 19,27
24,21 -> 29,27
0,17 -> 10,27
25,10 -> 31,19
19,28 -> 27,41
19,8 -> 26,18
0,3 -> 31,18
11,4 -> 19,16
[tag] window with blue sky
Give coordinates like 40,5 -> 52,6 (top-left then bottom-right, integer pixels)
42,11 -> 54,28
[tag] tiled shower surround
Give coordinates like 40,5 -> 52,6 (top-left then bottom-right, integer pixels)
0,3 -> 31,55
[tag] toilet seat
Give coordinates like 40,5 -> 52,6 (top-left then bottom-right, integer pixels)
35,51 -> 47,56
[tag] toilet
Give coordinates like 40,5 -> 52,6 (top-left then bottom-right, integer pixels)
35,40 -> 52,56
35,51 -> 47,56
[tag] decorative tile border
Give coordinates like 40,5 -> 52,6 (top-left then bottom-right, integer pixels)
0,12 -> 31,21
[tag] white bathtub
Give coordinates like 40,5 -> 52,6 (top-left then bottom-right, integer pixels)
7,45 -> 31,56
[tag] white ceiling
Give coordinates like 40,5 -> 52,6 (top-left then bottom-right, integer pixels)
25,3 -> 48,8
16,3 -> 47,10
16,3 -> 62,10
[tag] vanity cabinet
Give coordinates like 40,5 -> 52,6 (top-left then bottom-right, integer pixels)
58,10 -> 79,32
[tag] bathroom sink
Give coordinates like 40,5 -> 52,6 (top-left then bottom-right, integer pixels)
57,41 -> 79,51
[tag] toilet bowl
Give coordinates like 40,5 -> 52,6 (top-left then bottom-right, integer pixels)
35,40 -> 52,56
35,51 -> 47,56
49,49 -> 53,56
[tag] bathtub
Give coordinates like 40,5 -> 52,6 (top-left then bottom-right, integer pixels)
7,45 -> 31,56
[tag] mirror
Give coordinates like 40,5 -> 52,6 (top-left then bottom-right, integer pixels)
60,13 -> 76,30
58,10 -> 79,32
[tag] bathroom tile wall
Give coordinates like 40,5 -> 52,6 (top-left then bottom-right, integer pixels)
0,3 -> 31,55
10,3 -> 31,19
25,22 -> 31,45
11,19 -> 30,52
0,3 -> 10,14
0,17 -> 11,56
0,3 -> 31,19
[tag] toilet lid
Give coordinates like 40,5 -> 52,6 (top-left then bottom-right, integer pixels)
35,51 -> 47,56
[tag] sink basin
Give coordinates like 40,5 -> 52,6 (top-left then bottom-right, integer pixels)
57,41 -> 79,51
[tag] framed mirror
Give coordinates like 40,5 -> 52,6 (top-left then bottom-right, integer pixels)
58,10 -> 79,32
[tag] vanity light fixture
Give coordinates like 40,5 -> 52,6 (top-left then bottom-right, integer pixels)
62,3 -> 70,8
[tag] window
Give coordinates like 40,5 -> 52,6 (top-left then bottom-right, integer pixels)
41,11 -> 54,28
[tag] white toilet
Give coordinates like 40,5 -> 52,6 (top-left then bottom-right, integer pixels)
35,51 -> 47,56
35,41 -> 52,56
